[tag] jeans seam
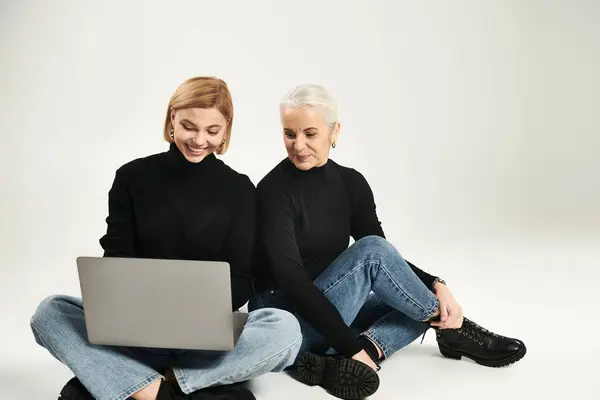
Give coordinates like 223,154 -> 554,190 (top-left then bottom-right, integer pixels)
115,372 -> 163,400
30,320 -> 62,361
175,334 -> 302,393
424,300 -> 439,321
320,262 -> 373,296
377,261 -> 438,321
173,367 -> 189,394
320,259 -> 437,321
420,297 -> 440,322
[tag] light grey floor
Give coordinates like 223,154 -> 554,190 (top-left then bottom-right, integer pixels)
1,234 -> 597,399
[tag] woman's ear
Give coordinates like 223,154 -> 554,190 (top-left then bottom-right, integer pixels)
331,121 -> 341,144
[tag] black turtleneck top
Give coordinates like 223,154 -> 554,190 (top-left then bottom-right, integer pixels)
254,158 -> 437,357
99,143 -> 256,311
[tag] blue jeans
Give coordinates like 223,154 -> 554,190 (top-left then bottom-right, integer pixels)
249,236 -> 440,359
30,295 -> 302,400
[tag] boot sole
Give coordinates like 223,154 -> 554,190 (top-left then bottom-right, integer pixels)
200,382 -> 256,400
58,377 -> 95,400
438,343 -> 527,367
295,353 -> 380,399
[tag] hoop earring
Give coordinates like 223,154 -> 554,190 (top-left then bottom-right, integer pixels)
332,142 -> 336,148
169,128 -> 174,138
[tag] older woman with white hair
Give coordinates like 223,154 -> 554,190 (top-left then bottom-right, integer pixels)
250,84 -> 526,400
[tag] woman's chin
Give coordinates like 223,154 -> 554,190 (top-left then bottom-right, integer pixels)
179,144 -> 213,163
293,161 -> 314,170
184,155 -> 206,163
289,156 -> 314,171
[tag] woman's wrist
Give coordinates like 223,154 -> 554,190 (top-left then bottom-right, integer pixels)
433,277 -> 447,293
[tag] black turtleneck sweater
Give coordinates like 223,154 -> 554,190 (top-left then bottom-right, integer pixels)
255,158 -> 437,357
99,143 -> 256,311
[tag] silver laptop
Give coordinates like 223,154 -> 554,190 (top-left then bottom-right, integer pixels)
76,256 -> 248,351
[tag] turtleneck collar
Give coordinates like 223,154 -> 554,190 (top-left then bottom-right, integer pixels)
166,142 -> 218,171
286,157 -> 331,178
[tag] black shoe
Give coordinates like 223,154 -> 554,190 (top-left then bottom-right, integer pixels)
157,380 -> 188,400
58,378 -> 94,400
294,352 -> 380,400
190,382 -> 255,400
435,317 -> 527,367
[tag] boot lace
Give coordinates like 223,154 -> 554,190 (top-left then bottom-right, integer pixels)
458,318 -> 500,345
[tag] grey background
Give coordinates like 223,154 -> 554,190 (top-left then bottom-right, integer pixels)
1,1 -> 598,398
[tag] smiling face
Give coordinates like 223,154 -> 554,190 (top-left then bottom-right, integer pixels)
281,106 -> 340,170
170,107 -> 228,163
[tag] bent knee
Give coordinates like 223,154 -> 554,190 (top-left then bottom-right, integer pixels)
252,307 -> 301,333
30,294 -> 77,329
250,308 -> 302,345
355,235 -> 397,255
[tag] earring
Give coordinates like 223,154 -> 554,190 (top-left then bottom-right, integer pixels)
332,142 -> 336,148
222,139 -> 226,144
169,128 -> 174,138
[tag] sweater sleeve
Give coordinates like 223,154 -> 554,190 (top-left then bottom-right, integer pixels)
258,183 -> 363,357
221,176 -> 256,311
349,169 -> 438,289
99,167 -> 137,257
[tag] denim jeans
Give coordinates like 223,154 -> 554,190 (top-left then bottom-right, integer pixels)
248,235 -> 440,359
30,295 -> 302,400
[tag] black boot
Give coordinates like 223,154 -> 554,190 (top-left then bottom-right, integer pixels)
190,383 -> 255,400
435,317 -> 526,367
293,352 -> 380,400
157,379 -> 188,399
58,378 -> 94,400
357,335 -> 383,369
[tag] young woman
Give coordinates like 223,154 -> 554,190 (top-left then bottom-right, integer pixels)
30,77 -> 302,400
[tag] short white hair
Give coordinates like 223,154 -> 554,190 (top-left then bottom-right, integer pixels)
280,84 -> 339,129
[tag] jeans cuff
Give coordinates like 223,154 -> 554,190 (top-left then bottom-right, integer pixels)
419,298 -> 440,322
116,372 -> 163,400
360,331 -> 388,360
172,367 -> 191,395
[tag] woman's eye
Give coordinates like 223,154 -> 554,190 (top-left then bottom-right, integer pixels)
285,132 -> 295,139
208,131 -> 219,135
306,133 -> 316,138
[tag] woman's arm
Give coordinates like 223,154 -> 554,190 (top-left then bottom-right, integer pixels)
221,176 -> 256,311
257,184 -> 363,357
99,167 -> 136,257
348,169 -> 439,290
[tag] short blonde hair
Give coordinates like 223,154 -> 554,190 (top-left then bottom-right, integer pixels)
163,77 -> 234,155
